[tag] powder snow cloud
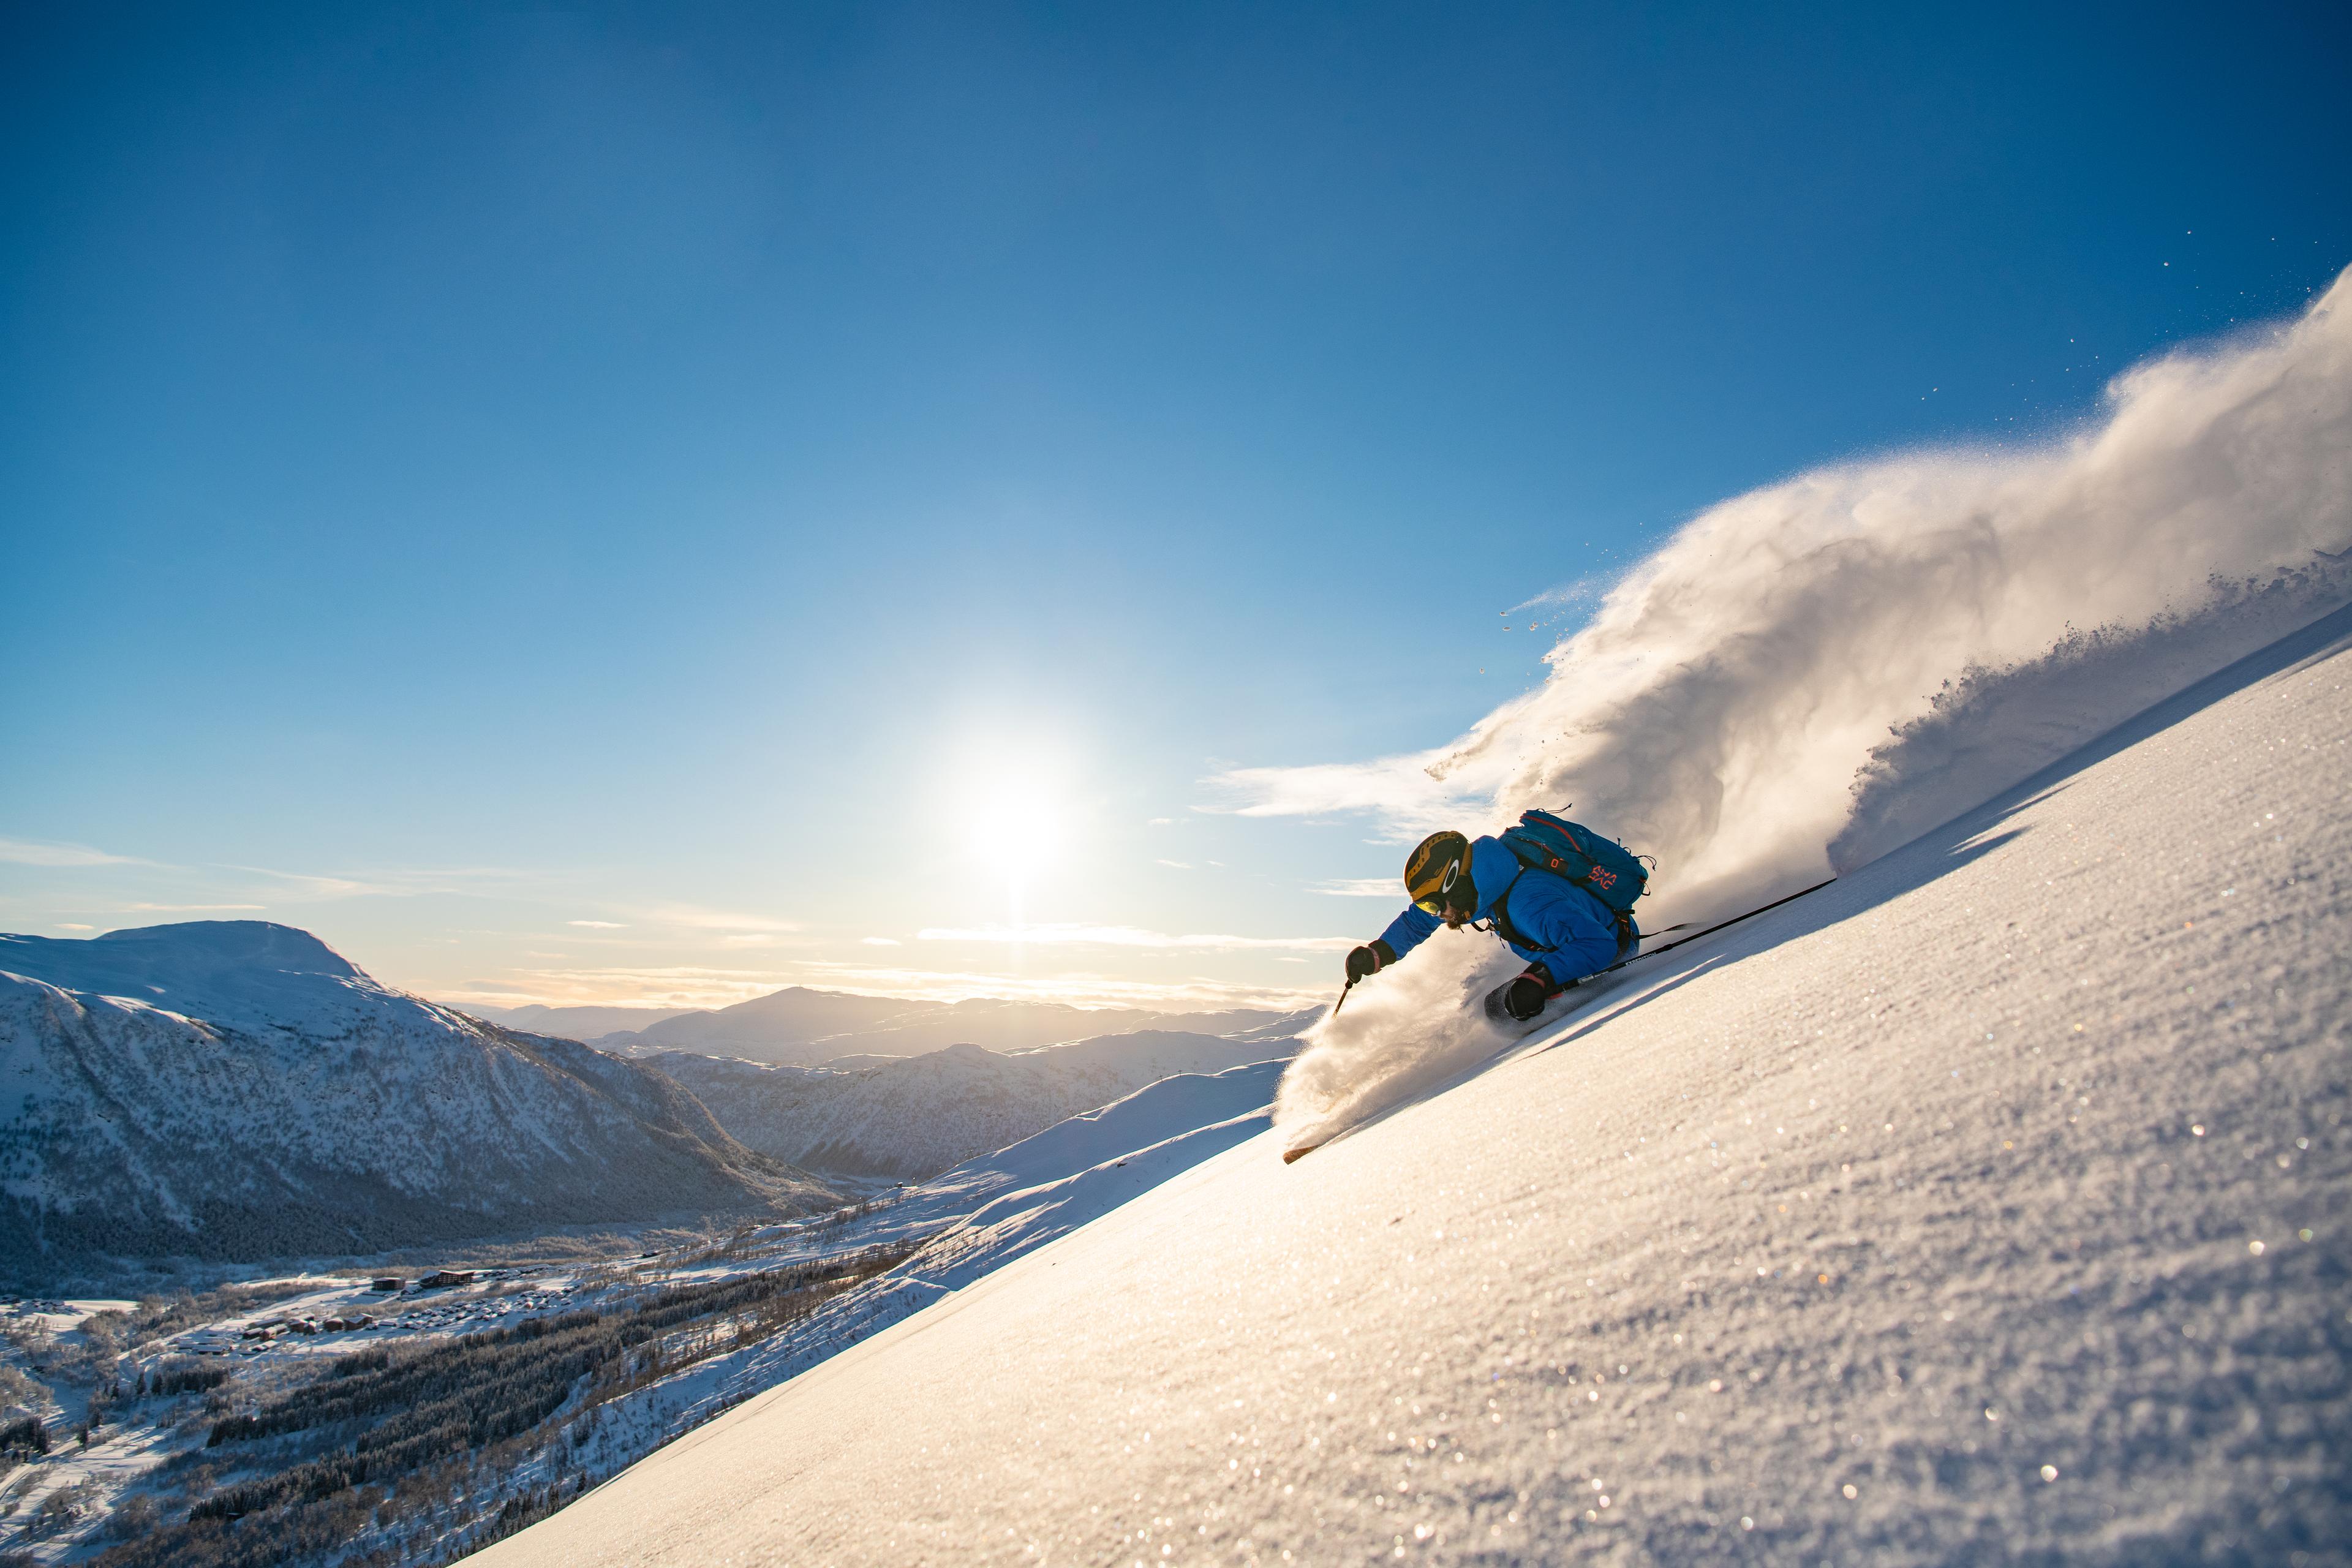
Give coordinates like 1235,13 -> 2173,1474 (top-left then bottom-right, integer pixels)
1212,268 -> 2352,927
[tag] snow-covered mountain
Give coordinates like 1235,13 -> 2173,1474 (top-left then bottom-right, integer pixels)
600,987 -> 1290,1066
604,987 -> 914,1058
646,1024 -> 1306,1180
464,1002 -> 697,1040
0,922 -> 832,1289
477,603 -> 2352,1565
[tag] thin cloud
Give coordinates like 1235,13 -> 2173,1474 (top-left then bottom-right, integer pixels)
861,937 -> 902,946
568,919 -> 627,930
217,865 -> 410,900
124,902 -> 267,913
223,863 -> 540,900
459,963 -> 799,1009
789,960 -> 1324,1011
1156,859 -> 1193,870
55,923 -> 94,931
0,837 -> 153,867
642,903 -> 803,934
917,924 -> 1352,953
1197,748 -> 1483,831
445,957 -> 1326,1013
1309,878 -> 1400,898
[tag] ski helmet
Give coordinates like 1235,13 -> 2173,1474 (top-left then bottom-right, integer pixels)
1404,831 -> 1474,916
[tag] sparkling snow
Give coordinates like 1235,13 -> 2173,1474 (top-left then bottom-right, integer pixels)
473,608 -> 2350,1566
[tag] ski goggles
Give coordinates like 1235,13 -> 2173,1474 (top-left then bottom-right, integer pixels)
1411,857 -> 1469,916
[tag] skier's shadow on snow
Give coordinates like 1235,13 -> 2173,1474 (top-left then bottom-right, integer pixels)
1509,596 -> 2352,1061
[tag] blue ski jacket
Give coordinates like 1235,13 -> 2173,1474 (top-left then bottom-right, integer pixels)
1374,835 -> 1629,987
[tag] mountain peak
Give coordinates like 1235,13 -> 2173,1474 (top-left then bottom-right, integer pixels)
90,919 -> 362,977
0,919 -> 370,1024
0,919 -> 831,1286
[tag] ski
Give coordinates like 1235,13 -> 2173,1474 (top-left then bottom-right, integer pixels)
1611,876 -> 1836,969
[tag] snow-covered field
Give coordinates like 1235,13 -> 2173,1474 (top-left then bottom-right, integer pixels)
0,1268 -> 612,1555
475,605 -> 2350,1566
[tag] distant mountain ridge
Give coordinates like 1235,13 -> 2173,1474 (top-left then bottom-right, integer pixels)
0,922 -> 834,1291
577,985 -> 1294,1067
466,1002 -> 698,1041
647,1022 -> 1310,1181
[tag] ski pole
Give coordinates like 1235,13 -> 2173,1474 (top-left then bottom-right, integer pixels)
1332,976 -> 1357,1018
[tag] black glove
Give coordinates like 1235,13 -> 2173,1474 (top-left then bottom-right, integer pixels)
1501,974 -> 1549,1021
1345,944 -> 1384,983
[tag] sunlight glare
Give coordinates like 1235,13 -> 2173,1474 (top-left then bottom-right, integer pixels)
968,779 -> 1061,884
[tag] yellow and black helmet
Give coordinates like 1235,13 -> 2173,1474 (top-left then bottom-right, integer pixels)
1404,831 -> 1474,916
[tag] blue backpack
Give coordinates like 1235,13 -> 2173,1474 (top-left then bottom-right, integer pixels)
1497,809 -> 1650,918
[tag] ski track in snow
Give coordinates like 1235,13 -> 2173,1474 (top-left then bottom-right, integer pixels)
475,605 -> 2352,1566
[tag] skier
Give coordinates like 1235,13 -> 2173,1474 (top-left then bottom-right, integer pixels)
1343,817 -> 1645,1023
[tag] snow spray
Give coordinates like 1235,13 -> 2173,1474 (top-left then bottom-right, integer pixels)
1259,266 -> 2352,1137
1275,927 -> 1523,1153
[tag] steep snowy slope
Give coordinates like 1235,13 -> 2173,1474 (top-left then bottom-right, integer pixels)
647,1027 -> 1302,1180
477,609 -> 2350,1565
0,924 -> 832,1288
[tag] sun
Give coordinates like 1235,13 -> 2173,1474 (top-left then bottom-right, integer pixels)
967,782 -> 1061,884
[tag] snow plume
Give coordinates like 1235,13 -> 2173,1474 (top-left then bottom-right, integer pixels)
1222,268 -> 2352,930
1255,271 -> 2351,1142
1829,565 -> 2352,870
1272,928 -> 1523,1144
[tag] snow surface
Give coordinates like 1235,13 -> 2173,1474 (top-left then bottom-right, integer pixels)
475,606 -> 2350,1566
0,1266 -> 658,1561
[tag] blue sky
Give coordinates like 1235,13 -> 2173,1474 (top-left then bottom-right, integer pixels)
4,1 -> 2347,1011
